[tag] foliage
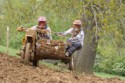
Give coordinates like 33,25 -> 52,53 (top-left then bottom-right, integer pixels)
94,72 -> 125,80
88,0 -> 125,75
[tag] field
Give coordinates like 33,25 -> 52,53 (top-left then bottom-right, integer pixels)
0,46 -> 125,83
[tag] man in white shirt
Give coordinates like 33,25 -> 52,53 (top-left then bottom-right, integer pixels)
16,16 -> 52,56
57,20 -> 84,57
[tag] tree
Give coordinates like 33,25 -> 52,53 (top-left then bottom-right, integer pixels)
74,0 -> 125,73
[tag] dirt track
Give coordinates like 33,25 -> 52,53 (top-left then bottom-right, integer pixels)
0,53 -> 125,83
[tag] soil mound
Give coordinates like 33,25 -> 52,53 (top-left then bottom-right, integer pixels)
0,53 -> 124,83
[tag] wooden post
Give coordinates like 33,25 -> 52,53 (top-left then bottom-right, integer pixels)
6,27 -> 9,54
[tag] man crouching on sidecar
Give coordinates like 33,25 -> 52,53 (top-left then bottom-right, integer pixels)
56,20 -> 84,57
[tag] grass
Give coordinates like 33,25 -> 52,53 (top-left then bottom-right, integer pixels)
0,45 -> 18,56
94,72 -> 125,80
0,45 -> 125,80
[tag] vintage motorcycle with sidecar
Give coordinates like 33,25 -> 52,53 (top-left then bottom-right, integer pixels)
17,27 -> 74,70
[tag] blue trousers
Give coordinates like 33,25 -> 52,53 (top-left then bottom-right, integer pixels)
66,41 -> 82,56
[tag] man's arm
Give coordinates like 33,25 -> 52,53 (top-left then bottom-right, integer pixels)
46,27 -> 52,40
30,25 -> 37,30
58,28 -> 73,36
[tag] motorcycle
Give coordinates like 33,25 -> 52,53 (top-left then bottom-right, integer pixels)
17,27 -> 74,70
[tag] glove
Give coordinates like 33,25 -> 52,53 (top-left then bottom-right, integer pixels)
67,42 -> 71,46
17,27 -> 24,32
40,29 -> 48,34
55,32 -> 59,36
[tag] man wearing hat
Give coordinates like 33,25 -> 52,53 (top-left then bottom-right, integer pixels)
57,20 -> 84,57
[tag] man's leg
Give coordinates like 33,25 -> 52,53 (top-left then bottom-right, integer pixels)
67,42 -> 82,57
65,41 -> 74,56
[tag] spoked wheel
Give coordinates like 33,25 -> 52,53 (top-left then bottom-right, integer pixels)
21,51 -> 24,59
24,43 -> 31,65
20,50 -> 25,63
68,56 -> 74,70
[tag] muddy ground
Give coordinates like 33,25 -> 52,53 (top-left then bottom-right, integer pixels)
0,53 -> 125,83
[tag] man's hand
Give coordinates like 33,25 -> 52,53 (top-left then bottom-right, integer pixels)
67,42 -> 71,46
37,29 -> 48,34
55,32 -> 64,35
55,32 -> 59,36
40,29 -> 48,34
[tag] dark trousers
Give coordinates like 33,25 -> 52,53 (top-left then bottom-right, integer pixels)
66,42 -> 82,56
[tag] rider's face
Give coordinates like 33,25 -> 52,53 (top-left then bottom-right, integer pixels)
73,24 -> 81,30
38,21 -> 46,29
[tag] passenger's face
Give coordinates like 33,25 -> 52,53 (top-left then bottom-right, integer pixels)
73,24 -> 81,28
73,24 -> 81,30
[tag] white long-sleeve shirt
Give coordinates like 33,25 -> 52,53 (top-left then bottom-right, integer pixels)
31,25 -> 52,40
59,28 -> 84,46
